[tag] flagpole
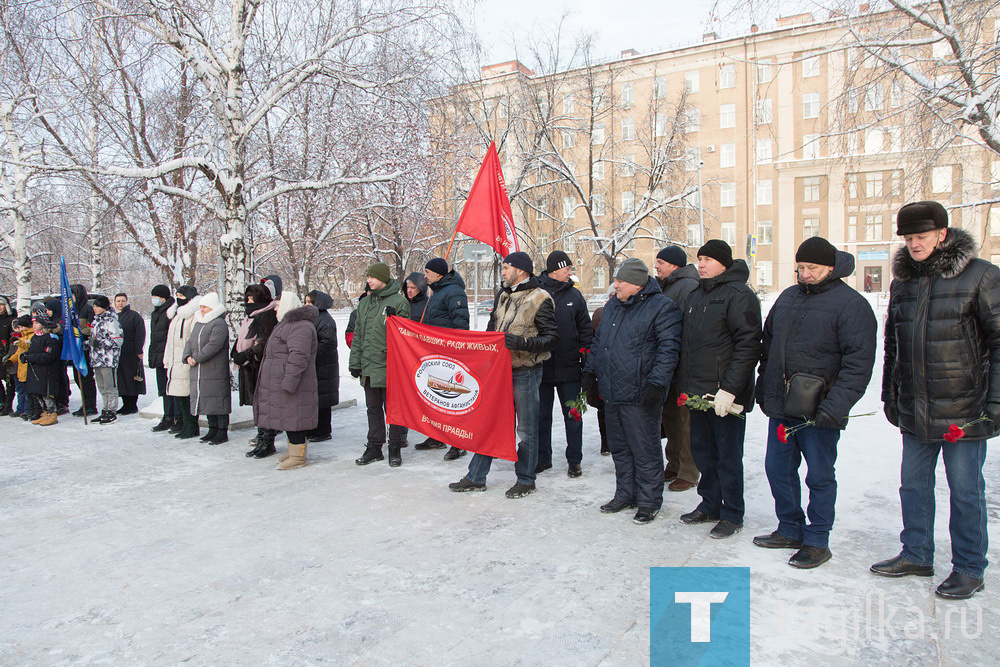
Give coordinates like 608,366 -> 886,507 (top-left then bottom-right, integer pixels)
443,223 -> 461,263
75,367 -> 89,426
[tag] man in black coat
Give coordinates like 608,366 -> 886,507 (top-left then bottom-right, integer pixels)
419,257 -> 471,460
114,293 -> 147,414
871,201 -> 1000,600
654,245 -> 700,492
148,285 -> 176,431
676,240 -> 762,539
754,238 -> 876,569
69,285 -> 98,417
305,290 -> 340,442
536,251 -> 593,478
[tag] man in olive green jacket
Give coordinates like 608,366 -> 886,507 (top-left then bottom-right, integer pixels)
349,262 -> 411,467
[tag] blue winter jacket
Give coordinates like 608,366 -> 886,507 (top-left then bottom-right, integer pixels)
755,250 -> 877,426
584,276 -> 682,405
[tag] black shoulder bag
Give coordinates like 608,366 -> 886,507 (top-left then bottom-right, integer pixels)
780,321 -> 827,421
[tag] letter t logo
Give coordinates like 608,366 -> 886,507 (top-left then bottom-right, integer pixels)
674,591 -> 729,642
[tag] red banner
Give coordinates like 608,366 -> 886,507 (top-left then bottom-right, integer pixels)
454,141 -> 519,257
386,316 -> 516,461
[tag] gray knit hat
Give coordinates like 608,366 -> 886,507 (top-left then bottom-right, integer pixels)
614,258 -> 650,286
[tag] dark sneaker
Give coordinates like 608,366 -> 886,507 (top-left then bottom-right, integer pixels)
443,446 -> 466,461
567,463 -> 582,478
870,555 -> 934,578
600,498 -> 637,514
534,460 -> 553,474
98,410 -> 117,425
633,508 -> 659,525
753,531 -> 803,549
415,438 -> 446,450
935,572 -> 985,600
505,482 -> 536,499
789,546 -> 832,569
448,477 -> 486,492
709,519 -> 743,539
680,509 -> 719,524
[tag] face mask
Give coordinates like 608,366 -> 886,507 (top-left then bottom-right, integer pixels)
176,296 -> 189,307
152,297 -> 165,307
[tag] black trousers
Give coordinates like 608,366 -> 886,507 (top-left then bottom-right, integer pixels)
363,378 -> 407,447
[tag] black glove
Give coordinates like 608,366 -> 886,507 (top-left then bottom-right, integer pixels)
883,401 -> 899,427
350,368 -> 362,378
385,306 -> 396,317
581,372 -> 597,395
813,409 -> 840,430
640,383 -> 666,409
231,350 -> 248,366
504,333 -> 526,350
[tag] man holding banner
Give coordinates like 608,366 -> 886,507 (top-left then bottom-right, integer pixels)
448,252 -> 558,498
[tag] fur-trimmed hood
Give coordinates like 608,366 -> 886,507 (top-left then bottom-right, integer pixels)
892,227 -> 977,281
281,304 -> 319,324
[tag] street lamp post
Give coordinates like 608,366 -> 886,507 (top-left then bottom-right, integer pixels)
697,159 -> 705,245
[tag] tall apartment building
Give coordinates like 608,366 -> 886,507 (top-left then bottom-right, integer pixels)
433,8 -> 999,295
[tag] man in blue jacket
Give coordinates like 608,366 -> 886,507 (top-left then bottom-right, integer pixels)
754,237 -> 876,569
583,258 -> 682,525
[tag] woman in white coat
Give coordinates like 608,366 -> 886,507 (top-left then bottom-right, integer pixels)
163,285 -> 201,439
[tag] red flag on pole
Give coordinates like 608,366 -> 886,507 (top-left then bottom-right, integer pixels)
453,141 -> 519,257
386,316 -> 517,461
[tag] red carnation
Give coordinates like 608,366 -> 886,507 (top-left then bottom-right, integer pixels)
579,347 -> 589,354
677,393 -> 688,407
569,407 -> 581,421
777,423 -> 788,444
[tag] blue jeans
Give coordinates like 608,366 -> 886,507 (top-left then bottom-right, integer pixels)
764,418 -> 839,548
14,379 -> 27,413
899,435 -> 989,578
606,402 -> 664,510
689,410 -> 746,523
467,366 -> 542,485
537,380 -> 583,465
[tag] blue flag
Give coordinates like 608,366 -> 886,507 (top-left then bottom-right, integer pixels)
59,256 -> 89,376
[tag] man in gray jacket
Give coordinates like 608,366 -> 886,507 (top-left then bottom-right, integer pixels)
655,245 -> 700,492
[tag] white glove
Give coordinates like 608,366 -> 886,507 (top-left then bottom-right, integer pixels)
713,389 -> 736,417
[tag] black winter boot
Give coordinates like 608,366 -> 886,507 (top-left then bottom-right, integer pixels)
176,413 -> 200,439
252,431 -> 276,459
168,417 -> 183,434
199,427 -> 219,443
388,444 -> 402,467
355,446 -> 384,465
151,417 -> 173,432
209,429 -> 228,445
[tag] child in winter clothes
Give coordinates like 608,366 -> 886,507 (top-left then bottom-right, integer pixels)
2,314 -> 31,417
23,314 -> 63,426
90,295 -> 124,424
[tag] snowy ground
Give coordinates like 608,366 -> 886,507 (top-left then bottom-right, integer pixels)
1,301 -> 997,665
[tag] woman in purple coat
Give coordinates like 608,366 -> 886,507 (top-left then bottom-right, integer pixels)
252,292 -> 318,469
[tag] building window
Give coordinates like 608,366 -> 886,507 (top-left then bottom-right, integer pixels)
803,134 -> 821,159
803,55 -> 820,78
653,76 -> 667,99
757,220 -> 772,244
720,64 -> 736,89
592,122 -> 605,145
885,126 -> 901,152
562,95 -> 575,114
684,108 -> 700,132
756,138 -> 772,162
720,182 -> 736,207
620,82 -> 634,107
685,147 -> 701,172
847,133 -> 859,155
865,85 -> 883,111
535,201 -> 548,220
990,208 -> 1000,236
564,234 -> 576,253
619,155 -> 636,177
685,70 -> 700,94
993,161 -> 1000,185
537,235 -> 549,252
561,130 -> 575,148
720,143 -> 736,168
721,222 -> 736,245
865,129 -> 884,154
866,172 -> 883,198
757,260 -> 773,286
847,90 -> 859,113
865,214 -> 882,241
803,93 -> 820,119
803,217 -> 820,238
622,191 -> 635,215
890,80 -> 904,108
621,118 -> 635,141
593,266 -> 607,288
756,179 -> 772,205
719,104 -> 736,129
756,99 -> 772,124
687,224 -> 702,246
848,176 -> 858,199
932,165 -> 952,193
803,176 -> 821,202
592,192 -> 605,216
563,197 -> 575,219
592,161 -> 604,181
848,215 -> 858,242
756,61 -> 772,84
654,113 -> 668,137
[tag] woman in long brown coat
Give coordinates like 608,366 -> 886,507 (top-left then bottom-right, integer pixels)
252,292 -> 318,469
